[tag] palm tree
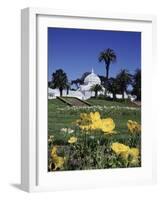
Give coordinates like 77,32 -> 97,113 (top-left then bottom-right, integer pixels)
66,82 -> 71,95
80,72 -> 91,82
51,69 -> 68,96
48,81 -> 51,87
116,69 -> 132,99
71,78 -> 82,89
107,78 -> 119,100
132,69 -> 141,101
90,84 -> 103,98
98,48 -> 117,81
99,75 -> 107,88
71,72 -> 90,89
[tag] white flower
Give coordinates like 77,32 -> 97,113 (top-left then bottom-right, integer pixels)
68,128 -> 74,134
60,128 -> 74,134
57,105 -> 140,112
61,128 -> 68,132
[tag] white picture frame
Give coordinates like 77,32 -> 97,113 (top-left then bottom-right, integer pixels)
21,7 -> 157,192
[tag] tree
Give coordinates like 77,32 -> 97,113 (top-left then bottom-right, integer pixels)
51,69 -> 68,96
81,72 -> 91,82
90,84 -> 103,98
99,75 -> 106,87
66,82 -> 71,95
71,78 -> 82,89
107,78 -> 119,100
116,69 -> 132,99
98,48 -> 117,82
132,69 -> 141,101
71,72 -> 90,89
48,81 -> 51,87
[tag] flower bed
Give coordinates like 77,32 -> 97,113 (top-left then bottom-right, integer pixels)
48,104 -> 141,171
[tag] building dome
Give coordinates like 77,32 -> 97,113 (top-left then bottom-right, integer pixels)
84,69 -> 101,85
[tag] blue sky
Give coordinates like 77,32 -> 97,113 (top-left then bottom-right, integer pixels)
48,27 -> 141,82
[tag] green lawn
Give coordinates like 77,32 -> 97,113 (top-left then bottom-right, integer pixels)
48,98 -> 141,147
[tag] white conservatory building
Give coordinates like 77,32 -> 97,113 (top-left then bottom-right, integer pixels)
78,68 -> 105,99
48,69 -> 104,100
48,69 -> 135,100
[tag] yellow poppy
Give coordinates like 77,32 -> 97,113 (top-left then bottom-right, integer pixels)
80,113 -> 88,120
78,112 -> 116,134
90,119 -> 102,130
51,146 -> 58,158
129,148 -> 139,157
127,120 -> 141,133
101,118 -> 115,133
52,155 -> 65,170
111,142 -> 130,155
68,136 -> 77,144
90,112 -> 101,122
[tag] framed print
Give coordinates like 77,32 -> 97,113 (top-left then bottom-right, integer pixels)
21,8 -> 156,192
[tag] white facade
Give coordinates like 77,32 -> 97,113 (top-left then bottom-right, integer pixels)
78,69 -> 104,99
